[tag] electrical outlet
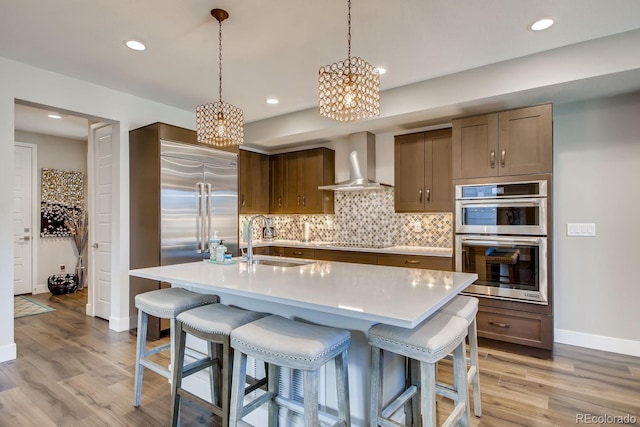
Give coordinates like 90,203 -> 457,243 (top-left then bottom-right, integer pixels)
59,264 -> 65,271
413,221 -> 422,232
567,223 -> 596,236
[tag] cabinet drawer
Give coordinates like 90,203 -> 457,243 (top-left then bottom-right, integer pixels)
476,308 -> 552,349
314,249 -> 378,265
377,254 -> 453,271
251,246 -> 272,256
284,247 -> 315,259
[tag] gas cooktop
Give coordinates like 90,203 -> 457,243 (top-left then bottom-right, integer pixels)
323,242 -> 392,249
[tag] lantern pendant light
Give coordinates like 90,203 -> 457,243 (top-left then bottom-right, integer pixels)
196,8 -> 244,146
318,0 -> 380,123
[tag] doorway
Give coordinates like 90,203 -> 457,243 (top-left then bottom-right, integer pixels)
13,101 -> 113,321
13,142 -> 36,295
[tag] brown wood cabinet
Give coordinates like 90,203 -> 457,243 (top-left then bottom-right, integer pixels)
476,305 -> 553,350
377,253 -> 453,271
314,249 -> 378,265
239,149 -> 269,214
270,148 -> 335,214
452,104 -> 552,179
284,247 -> 315,259
395,128 -> 453,212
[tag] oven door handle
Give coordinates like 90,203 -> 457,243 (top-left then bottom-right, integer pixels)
460,236 -> 542,246
458,199 -> 540,208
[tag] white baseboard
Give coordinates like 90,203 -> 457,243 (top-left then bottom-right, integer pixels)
109,316 -> 132,332
555,329 -> 640,357
0,343 -> 17,363
34,284 -> 49,294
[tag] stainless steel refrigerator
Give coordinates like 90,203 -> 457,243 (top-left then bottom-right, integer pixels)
129,123 -> 238,338
160,139 -> 238,263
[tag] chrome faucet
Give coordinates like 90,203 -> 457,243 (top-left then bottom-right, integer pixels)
246,214 -> 271,266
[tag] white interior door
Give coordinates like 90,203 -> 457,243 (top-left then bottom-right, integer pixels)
90,124 -> 113,320
13,143 -> 36,295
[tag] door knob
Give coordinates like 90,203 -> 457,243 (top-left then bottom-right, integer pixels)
92,243 -> 99,249
22,236 -> 30,241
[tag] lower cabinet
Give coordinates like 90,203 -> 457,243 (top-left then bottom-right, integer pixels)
314,249 -> 378,265
475,305 -> 553,350
284,247 -> 315,259
377,254 -> 453,271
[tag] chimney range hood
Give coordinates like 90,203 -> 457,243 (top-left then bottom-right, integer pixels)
318,132 -> 391,191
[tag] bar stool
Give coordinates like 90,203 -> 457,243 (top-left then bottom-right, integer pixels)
229,315 -> 351,427
133,287 -> 219,407
369,312 -> 470,427
440,296 -> 481,417
170,304 -> 265,427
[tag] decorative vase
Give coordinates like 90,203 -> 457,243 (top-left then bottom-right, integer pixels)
75,255 -> 86,290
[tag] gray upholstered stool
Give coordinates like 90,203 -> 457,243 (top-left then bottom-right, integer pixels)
369,312 -> 470,427
170,304 -> 265,427
133,287 -> 219,407
440,296 -> 481,417
229,315 -> 352,427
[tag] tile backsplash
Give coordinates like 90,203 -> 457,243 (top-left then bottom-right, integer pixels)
240,187 -> 452,248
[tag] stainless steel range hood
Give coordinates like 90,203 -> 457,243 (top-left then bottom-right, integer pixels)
318,132 -> 391,191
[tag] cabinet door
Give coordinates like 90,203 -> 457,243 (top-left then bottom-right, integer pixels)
452,114 -> 499,179
299,149 -> 334,213
239,150 -> 269,213
425,129 -> 453,212
269,154 -> 285,213
498,104 -> 552,176
394,132 -> 426,212
282,152 -> 300,213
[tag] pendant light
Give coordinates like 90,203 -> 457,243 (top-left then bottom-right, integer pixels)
196,8 -> 244,146
318,0 -> 380,123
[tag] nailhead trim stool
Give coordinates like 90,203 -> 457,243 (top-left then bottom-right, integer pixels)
170,304 -> 265,427
440,296 -> 481,417
133,287 -> 219,407
368,312 -> 470,427
229,315 -> 352,427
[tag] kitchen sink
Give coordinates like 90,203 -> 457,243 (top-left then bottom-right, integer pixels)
249,258 -> 315,268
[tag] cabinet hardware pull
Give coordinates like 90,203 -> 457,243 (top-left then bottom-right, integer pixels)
501,149 -> 506,168
278,196 -> 282,207
293,251 -> 304,256
405,259 -> 421,264
426,188 -> 431,202
419,189 -> 423,202
302,195 -> 306,206
241,194 -> 245,206
297,195 -> 301,207
490,150 -> 496,168
488,321 -> 510,328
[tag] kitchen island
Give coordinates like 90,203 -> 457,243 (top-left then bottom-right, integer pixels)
129,256 -> 477,426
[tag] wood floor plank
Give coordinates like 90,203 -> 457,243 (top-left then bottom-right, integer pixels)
2,289 -> 637,427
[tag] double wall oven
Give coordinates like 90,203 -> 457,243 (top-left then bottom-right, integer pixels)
455,178 -> 549,304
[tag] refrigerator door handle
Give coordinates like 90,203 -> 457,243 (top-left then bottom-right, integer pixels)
205,183 -> 212,253
196,182 -> 204,253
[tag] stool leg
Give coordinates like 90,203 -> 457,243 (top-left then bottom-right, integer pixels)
133,310 -> 148,407
208,341 -> 219,407
468,319 -> 482,417
419,361 -> 436,427
453,341 -> 470,427
229,349 -> 247,426
170,317 -> 178,381
335,350 -> 350,426
409,358 -> 420,427
369,346 -> 382,427
303,369 -> 319,426
220,339 -> 231,427
267,363 -> 280,426
170,321 -> 187,427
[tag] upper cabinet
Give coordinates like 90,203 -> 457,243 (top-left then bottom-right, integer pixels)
452,104 -> 552,179
238,149 -> 269,214
270,147 -> 335,214
395,128 -> 453,212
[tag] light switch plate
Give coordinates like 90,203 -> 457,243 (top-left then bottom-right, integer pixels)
567,223 -> 596,236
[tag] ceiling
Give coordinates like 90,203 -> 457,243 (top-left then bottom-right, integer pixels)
4,0 -> 640,144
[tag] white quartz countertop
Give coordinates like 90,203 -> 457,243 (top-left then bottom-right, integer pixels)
241,239 -> 453,257
129,256 -> 476,328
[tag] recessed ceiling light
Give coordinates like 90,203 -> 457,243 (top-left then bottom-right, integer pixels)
529,17 -> 555,32
125,40 -> 147,51
266,98 -> 279,105
48,114 -> 62,119
376,67 -> 387,75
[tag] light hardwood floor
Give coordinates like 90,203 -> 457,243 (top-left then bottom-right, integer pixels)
2,290 -> 639,426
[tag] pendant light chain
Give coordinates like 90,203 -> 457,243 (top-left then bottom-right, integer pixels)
218,18 -> 223,102
347,0 -> 351,62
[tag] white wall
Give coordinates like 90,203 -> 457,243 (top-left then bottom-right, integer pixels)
0,56 -> 196,363
15,130 -> 88,290
553,92 -> 640,355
